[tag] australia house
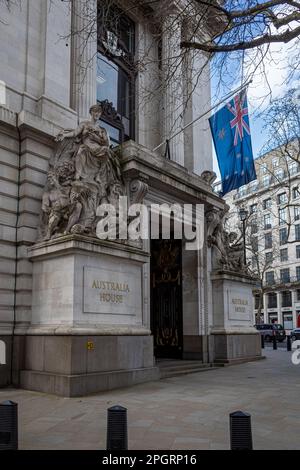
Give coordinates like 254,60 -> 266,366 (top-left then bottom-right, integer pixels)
0,0 -> 261,396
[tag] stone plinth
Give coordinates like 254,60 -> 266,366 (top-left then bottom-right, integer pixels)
210,270 -> 262,364
21,236 -> 158,396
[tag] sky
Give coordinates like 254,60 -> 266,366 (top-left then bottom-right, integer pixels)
211,33 -> 299,179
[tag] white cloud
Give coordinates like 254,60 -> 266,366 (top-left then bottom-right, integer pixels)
246,25 -> 299,112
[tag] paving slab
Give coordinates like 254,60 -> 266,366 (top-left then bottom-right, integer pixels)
0,349 -> 299,450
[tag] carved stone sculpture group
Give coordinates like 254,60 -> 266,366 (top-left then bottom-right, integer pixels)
206,205 -> 247,272
39,104 -> 125,240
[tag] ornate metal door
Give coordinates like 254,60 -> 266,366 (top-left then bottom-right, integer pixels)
150,239 -> 183,358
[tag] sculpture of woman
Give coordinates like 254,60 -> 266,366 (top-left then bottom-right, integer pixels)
55,104 -> 116,203
39,103 -> 125,240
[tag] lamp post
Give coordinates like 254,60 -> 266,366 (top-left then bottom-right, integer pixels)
239,207 -> 248,266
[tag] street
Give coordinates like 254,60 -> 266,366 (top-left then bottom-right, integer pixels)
1,348 -> 299,450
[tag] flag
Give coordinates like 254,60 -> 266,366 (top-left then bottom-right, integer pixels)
209,91 -> 256,196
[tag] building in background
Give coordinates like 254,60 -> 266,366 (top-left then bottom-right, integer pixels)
217,145 -> 300,331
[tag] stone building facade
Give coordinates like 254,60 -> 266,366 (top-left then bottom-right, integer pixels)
221,146 -> 300,331
0,0 -> 260,395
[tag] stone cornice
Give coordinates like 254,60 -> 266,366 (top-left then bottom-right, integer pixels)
28,235 -> 149,263
14,324 -> 151,336
121,140 -> 225,208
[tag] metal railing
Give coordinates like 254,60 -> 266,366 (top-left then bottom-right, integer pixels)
263,275 -> 300,288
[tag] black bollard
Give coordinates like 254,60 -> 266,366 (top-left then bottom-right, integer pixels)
0,400 -> 18,450
272,334 -> 277,350
287,335 -> 292,352
106,405 -> 128,450
230,411 -> 253,450
261,334 -> 265,349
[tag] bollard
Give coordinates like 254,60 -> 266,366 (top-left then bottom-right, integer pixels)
287,335 -> 292,352
0,401 -> 18,450
106,405 -> 128,450
261,334 -> 265,349
272,334 -> 277,350
230,411 -> 253,450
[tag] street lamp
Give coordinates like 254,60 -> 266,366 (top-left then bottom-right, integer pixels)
239,207 -> 248,266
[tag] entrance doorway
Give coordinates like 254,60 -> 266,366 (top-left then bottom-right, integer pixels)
150,239 -> 183,358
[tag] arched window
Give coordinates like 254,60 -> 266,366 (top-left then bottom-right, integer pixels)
97,4 -> 135,144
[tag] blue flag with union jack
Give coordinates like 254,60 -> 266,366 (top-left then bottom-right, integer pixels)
209,91 -> 256,196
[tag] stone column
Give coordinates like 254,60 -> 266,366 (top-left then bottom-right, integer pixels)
161,14 -> 184,166
263,292 -> 268,323
292,289 -> 297,329
277,291 -> 282,324
71,0 -> 97,121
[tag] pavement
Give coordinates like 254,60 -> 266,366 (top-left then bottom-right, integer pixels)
1,348 -> 300,450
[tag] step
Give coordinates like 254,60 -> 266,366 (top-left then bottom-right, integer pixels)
157,361 -> 205,372
160,366 -> 218,379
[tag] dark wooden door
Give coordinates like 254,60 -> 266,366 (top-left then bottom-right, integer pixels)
150,239 -> 183,358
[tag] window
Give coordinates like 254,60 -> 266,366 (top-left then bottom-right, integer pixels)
265,232 -> 272,249
263,198 -> 272,210
261,164 -> 268,174
288,162 -> 298,175
296,245 -> 300,259
280,268 -> 290,283
280,248 -> 288,262
282,290 -> 292,307
264,214 -> 271,229
272,158 -> 279,168
265,251 -> 273,264
274,168 -> 284,180
277,193 -> 287,205
279,227 -> 288,245
297,289 -> 300,301
266,271 -> 275,286
295,207 -> 300,221
251,237 -> 258,252
292,186 -> 300,199
97,5 -> 135,143
262,175 -> 270,187
297,266 -> 300,281
252,256 -> 257,269
268,313 -> 278,324
254,294 -> 261,310
251,223 -> 258,234
296,225 -> 300,241
283,312 -> 293,330
279,208 -> 287,226
268,292 -> 277,308
250,204 -> 257,214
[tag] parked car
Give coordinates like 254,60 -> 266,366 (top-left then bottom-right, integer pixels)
290,328 -> 300,341
255,323 -> 286,342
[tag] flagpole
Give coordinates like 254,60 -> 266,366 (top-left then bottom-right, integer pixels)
152,79 -> 253,153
